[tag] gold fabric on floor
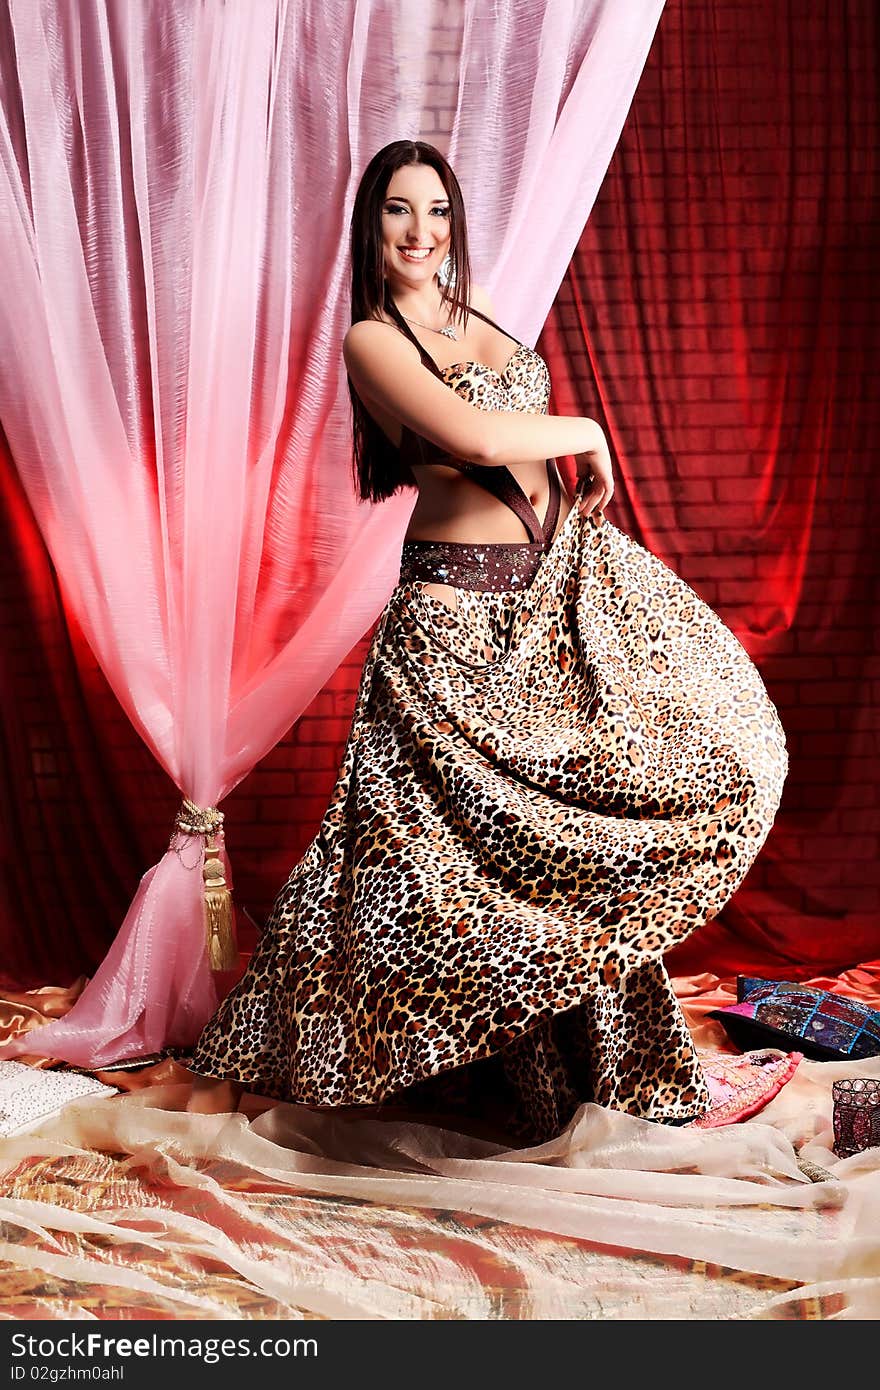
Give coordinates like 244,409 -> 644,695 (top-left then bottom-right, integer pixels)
0,1057 -> 878,1320
191,504 -> 788,1141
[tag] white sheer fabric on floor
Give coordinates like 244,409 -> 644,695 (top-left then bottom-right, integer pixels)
0,1056 -> 877,1318
0,0 -> 664,1065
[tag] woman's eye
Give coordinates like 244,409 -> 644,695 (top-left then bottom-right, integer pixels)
385,205 -> 449,216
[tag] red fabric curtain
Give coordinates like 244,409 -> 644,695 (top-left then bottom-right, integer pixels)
1,0 -> 877,989
544,0 -> 879,976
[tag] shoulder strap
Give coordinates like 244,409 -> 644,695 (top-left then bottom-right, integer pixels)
460,303 -> 523,350
541,460 -> 561,545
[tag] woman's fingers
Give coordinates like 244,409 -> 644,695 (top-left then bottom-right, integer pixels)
577,483 -> 610,517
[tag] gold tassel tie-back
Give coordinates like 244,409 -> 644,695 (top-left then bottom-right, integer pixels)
172,798 -> 238,971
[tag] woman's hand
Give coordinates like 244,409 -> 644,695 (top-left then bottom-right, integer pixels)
574,435 -> 614,520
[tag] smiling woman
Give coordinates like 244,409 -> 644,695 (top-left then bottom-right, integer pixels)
382,169 -> 453,278
186,140 -> 788,1147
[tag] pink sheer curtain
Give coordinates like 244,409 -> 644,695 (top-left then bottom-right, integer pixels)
0,0 -> 664,1066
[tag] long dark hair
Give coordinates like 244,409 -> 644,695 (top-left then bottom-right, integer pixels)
347,140 -> 473,503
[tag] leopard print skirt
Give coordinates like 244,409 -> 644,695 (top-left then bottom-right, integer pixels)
190,502 -> 789,1144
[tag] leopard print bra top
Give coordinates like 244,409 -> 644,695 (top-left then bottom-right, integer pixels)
393,305 -> 561,592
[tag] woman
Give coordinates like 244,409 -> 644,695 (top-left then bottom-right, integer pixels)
188,141 -> 788,1144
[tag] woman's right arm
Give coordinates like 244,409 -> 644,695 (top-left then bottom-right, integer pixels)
343,321 -> 607,468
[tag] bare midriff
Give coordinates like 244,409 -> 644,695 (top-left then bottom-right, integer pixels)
406,462 -> 572,545
361,393 -> 573,546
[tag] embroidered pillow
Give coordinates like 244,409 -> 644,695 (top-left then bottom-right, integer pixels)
689,1048 -> 802,1128
709,977 -> 880,1062
0,1061 -> 116,1137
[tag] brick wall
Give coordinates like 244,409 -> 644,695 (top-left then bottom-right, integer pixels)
541,0 -> 878,955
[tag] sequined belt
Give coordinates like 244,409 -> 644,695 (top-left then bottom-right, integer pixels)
398,537 -> 546,592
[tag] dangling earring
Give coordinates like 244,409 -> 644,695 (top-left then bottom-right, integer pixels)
437,252 -> 456,288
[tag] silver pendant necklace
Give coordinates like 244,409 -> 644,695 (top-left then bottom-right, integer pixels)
400,313 -> 459,341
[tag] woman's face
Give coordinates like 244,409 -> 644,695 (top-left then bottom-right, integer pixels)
381,163 -> 452,292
